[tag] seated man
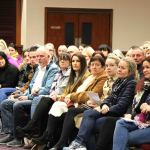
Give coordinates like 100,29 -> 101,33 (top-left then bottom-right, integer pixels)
0,45 -> 59,146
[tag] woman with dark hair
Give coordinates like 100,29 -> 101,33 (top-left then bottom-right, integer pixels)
97,44 -> 112,59
29,53 -> 91,149
0,51 -> 19,103
49,55 -> 107,150
68,58 -> 137,150
16,52 -> 89,147
8,43 -> 23,66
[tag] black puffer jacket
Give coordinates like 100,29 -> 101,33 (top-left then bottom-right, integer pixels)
0,51 -> 19,87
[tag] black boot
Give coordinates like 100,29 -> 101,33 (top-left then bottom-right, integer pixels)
32,131 -> 49,145
32,131 -> 56,149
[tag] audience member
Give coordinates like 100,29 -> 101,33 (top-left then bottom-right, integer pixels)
97,44 -> 112,58
67,45 -> 80,56
30,53 -> 90,149
68,58 -> 137,150
8,43 -> 23,66
0,46 -> 38,103
0,46 -> 59,146
130,46 -> 145,79
113,57 -> 150,150
0,51 -> 19,103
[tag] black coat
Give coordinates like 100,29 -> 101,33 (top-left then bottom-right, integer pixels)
0,64 -> 19,88
101,75 -> 136,117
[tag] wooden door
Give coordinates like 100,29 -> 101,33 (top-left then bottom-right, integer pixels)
45,8 -> 112,50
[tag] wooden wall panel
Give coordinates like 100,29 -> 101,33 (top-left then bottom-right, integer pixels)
0,0 -> 16,45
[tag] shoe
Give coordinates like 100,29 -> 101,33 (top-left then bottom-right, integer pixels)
32,132 -> 48,145
0,134 -> 14,145
6,138 -> 23,147
63,147 -> 69,150
24,137 -> 34,149
68,141 -> 87,150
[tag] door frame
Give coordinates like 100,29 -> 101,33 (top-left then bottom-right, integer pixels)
45,7 -> 113,47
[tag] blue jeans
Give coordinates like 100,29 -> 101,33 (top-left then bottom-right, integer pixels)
1,99 -> 15,133
76,109 -> 104,145
1,99 -> 31,135
113,119 -> 150,150
30,95 -> 44,118
0,88 -> 16,103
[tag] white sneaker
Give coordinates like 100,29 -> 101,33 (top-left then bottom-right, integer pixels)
68,141 -> 87,150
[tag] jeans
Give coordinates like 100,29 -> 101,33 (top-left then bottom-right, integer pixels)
30,95 -> 43,118
0,88 -> 16,103
1,99 -> 31,136
112,119 -> 150,150
1,99 -> 15,133
76,109 -> 104,145
13,100 -> 32,137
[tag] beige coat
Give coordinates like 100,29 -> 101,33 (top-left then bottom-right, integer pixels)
70,69 -> 107,105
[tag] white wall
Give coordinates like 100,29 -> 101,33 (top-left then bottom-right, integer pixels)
21,0 -> 150,51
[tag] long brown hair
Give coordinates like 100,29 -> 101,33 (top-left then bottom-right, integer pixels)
67,52 -> 87,93
136,57 -> 150,92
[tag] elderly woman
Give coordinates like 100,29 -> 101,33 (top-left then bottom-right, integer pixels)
32,55 -> 107,150
50,55 -> 119,150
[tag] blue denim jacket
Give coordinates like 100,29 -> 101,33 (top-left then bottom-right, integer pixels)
25,61 -> 59,100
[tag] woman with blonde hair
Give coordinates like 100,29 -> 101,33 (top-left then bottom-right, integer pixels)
0,39 -> 19,68
112,57 -> 150,150
82,46 -> 95,66
50,55 -> 119,150
68,58 -> 137,150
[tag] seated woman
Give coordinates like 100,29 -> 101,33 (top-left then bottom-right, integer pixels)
95,58 -> 150,150
0,46 -> 38,103
8,43 -> 23,66
50,55 -> 119,150
68,58 -> 137,150
31,55 -> 107,150
112,57 -> 150,150
15,53 -> 89,142
0,51 -> 19,103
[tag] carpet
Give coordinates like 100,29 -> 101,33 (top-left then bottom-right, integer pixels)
0,134 -> 25,150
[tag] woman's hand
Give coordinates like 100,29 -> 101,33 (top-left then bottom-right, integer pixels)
101,104 -> 109,114
124,114 -> 132,119
94,106 -> 101,112
140,103 -> 150,113
18,96 -> 28,101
